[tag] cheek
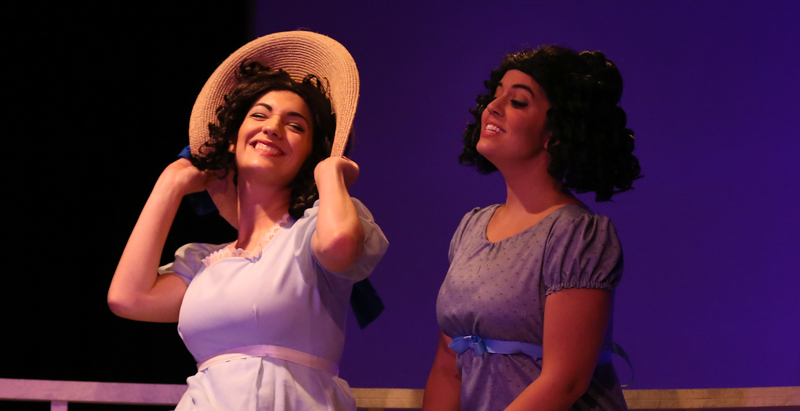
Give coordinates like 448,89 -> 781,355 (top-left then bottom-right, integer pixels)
520,115 -> 547,139
291,135 -> 313,165
236,123 -> 252,145
300,142 -> 313,166
301,133 -> 314,155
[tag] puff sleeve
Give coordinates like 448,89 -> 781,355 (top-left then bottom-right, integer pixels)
448,208 -> 481,264
296,198 -> 389,283
542,213 -> 623,296
157,242 -> 224,284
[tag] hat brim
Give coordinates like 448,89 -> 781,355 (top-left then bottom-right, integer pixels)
188,31 -> 360,229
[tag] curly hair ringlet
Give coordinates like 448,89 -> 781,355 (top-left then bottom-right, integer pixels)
460,45 -> 642,201
190,61 -> 336,219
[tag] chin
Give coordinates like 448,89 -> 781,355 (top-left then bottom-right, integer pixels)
238,163 -> 275,178
475,141 -> 493,158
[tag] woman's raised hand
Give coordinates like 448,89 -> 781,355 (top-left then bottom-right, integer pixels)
158,158 -> 215,196
314,156 -> 360,189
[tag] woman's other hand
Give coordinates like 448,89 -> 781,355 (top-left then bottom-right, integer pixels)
157,158 -> 214,197
314,156 -> 360,189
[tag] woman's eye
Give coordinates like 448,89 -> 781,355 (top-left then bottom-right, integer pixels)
289,124 -> 305,133
511,100 -> 528,108
250,112 -> 266,119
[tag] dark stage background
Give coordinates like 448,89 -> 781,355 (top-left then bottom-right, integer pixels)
5,1 -> 250,409
4,0 -> 800,409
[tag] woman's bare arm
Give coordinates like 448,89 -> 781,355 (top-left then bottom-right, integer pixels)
107,159 -> 211,322
423,330 -> 462,411
312,156 -> 365,272
504,288 -> 611,411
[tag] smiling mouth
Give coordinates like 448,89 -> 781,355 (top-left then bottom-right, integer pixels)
253,141 -> 284,156
485,124 -> 506,134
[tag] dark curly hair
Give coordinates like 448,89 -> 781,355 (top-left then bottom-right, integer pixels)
190,62 -> 335,219
460,45 -> 641,201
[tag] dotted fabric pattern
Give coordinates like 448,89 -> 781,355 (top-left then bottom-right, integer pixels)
436,204 -> 628,411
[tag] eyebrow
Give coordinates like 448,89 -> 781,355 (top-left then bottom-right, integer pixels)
254,103 -> 309,123
497,82 -> 536,97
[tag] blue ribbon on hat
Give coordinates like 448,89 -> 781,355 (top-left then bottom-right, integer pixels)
177,146 -> 217,215
177,145 -> 383,328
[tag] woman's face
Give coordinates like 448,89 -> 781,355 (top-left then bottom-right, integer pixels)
478,69 -> 552,168
234,90 -> 313,186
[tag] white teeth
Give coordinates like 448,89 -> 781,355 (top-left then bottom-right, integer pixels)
255,142 -> 282,155
485,124 -> 505,134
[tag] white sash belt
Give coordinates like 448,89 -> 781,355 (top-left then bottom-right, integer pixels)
197,344 -> 339,375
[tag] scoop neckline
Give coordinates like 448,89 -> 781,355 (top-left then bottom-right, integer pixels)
202,214 -> 292,268
482,203 -> 583,244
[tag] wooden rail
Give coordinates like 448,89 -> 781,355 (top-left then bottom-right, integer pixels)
1,379 -> 798,410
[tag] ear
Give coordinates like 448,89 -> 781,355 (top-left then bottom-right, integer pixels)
543,130 -> 556,149
228,142 -> 236,153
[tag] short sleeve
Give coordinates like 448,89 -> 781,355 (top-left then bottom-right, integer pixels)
337,198 -> 389,281
449,208 -> 481,264
296,198 -> 389,283
157,242 -> 224,284
542,213 -> 623,295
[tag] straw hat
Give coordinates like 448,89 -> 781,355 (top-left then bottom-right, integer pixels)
188,31 -> 360,228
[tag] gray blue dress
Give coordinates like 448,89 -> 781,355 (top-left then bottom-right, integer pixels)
436,204 -> 628,411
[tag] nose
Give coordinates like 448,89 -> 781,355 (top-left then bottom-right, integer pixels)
261,116 -> 284,139
485,95 -> 504,118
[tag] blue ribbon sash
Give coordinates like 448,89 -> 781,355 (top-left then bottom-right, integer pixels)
449,335 -> 633,385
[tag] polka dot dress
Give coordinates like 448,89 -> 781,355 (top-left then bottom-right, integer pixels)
436,204 -> 628,411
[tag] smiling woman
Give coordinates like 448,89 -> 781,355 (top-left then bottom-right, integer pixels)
476,70 -> 553,169
106,32 -> 388,411
234,90 -> 314,186
424,45 -> 641,411
191,63 -> 337,219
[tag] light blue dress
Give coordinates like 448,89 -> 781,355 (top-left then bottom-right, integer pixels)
158,199 -> 388,410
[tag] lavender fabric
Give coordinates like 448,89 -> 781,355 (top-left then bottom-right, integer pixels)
176,145 -> 384,328
436,204 -> 628,411
157,199 -> 388,410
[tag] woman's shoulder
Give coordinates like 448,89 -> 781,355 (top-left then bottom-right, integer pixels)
542,204 -> 624,294
456,204 -> 501,230
289,197 -> 380,240
545,204 -> 621,255
298,198 -> 375,220
158,242 -> 229,282
293,197 -> 388,283
448,204 -> 500,258
550,203 -> 614,228
173,242 -> 230,261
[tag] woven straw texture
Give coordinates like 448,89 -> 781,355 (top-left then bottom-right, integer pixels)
188,31 -> 360,228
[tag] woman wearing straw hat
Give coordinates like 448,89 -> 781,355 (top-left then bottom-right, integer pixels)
108,32 -> 387,410
424,45 -> 640,411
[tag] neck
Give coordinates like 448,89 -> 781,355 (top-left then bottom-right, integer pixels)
236,179 -> 291,250
496,154 -> 576,216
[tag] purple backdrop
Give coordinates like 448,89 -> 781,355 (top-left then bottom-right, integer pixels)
257,1 -> 800,390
